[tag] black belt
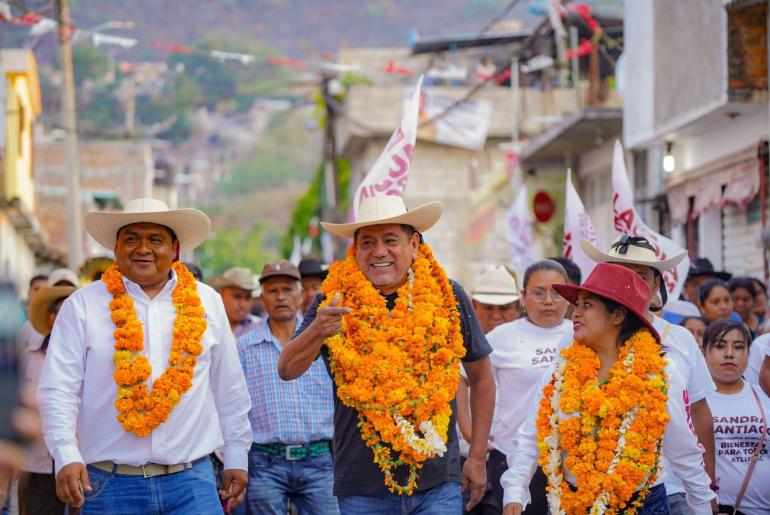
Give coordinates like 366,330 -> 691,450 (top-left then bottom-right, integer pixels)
251,440 -> 331,460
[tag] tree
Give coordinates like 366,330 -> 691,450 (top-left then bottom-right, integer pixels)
196,222 -> 280,279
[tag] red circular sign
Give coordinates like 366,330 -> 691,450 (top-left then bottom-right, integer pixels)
533,191 -> 555,223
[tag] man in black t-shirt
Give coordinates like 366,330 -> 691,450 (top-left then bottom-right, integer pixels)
278,195 -> 495,515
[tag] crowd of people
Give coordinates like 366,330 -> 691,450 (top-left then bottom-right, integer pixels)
1,192 -> 768,515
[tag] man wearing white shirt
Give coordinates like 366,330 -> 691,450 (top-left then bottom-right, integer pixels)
580,236 -> 717,514
37,198 -> 252,514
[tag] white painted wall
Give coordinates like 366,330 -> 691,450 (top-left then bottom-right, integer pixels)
0,212 -> 38,297
675,112 -> 767,173
622,0 -> 655,148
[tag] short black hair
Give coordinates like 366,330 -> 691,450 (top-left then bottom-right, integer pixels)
183,262 -> 204,281
702,319 -> 751,351
697,278 -> 729,305
548,257 -> 581,285
522,259 -> 567,289
727,277 -> 757,299
680,315 -> 708,328
116,223 -> 178,242
29,274 -> 48,288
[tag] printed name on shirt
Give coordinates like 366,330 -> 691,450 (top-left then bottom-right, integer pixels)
531,347 -> 555,366
714,415 -> 768,463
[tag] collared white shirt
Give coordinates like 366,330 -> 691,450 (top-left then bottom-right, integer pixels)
37,271 -> 252,474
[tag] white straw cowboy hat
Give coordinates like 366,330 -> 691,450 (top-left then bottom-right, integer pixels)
472,265 -> 520,306
580,235 -> 686,272
28,286 -> 77,335
321,195 -> 443,239
209,267 -> 260,292
85,198 -> 211,253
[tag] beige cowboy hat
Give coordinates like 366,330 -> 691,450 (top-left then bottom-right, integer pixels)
28,286 -> 77,335
472,265 -> 520,306
580,235 -> 687,271
209,267 -> 260,291
85,198 -> 211,253
321,195 -> 443,240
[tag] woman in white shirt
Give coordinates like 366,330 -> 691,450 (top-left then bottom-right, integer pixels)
702,319 -> 769,515
18,285 -> 76,515
486,259 -> 570,514
502,263 -> 715,515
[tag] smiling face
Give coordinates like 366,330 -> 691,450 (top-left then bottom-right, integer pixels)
114,222 -> 178,291
705,328 -> 748,387
571,291 -> 626,346
261,277 -> 302,322
701,285 -> 734,322
354,224 -> 420,295
521,269 -> 569,328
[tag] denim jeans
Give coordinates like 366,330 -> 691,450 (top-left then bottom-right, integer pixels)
245,449 -> 338,515
667,492 -> 692,515
337,481 -> 462,515
637,484 -> 671,515
80,456 -> 222,515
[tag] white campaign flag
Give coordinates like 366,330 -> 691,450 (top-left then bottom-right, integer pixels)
611,140 -> 690,303
507,186 -> 537,273
353,76 -> 423,216
563,169 -> 602,281
289,234 -> 302,266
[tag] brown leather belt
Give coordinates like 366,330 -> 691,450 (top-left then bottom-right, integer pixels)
90,460 -> 194,478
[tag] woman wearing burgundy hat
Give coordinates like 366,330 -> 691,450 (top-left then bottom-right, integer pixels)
501,263 -> 716,515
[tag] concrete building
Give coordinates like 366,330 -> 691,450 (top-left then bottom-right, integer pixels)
337,36 -> 620,287
0,49 -> 62,295
623,0 -> 769,282
33,138 -> 158,258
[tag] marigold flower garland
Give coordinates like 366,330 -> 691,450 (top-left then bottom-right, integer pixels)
320,243 -> 466,495
535,329 -> 669,515
103,261 -> 207,437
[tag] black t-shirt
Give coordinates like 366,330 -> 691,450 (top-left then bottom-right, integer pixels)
295,279 -> 492,497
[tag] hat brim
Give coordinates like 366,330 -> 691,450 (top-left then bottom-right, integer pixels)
472,293 -> 520,305
85,209 -> 211,253
321,201 -> 444,239
209,277 -> 259,291
28,286 -> 77,335
686,271 -> 732,282
552,283 -> 659,340
580,238 -> 686,272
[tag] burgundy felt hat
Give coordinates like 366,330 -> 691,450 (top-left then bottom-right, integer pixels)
553,262 -> 660,340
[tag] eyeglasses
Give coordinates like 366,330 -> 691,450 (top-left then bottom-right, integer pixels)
522,288 -> 565,303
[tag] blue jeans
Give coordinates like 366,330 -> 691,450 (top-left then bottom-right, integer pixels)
80,457 -> 222,515
246,449 -> 338,515
638,484 -> 671,515
337,482 -> 462,515
667,493 -> 691,515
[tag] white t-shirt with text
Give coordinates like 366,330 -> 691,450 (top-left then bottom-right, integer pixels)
486,318 -> 571,455
707,382 -> 770,515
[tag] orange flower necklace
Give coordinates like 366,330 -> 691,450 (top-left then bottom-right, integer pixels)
536,329 -> 669,515
320,243 -> 466,495
103,261 -> 207,437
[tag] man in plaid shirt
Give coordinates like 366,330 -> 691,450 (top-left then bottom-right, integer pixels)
237,259 -> 337,514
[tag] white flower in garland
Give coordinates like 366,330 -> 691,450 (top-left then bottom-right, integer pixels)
394,414 -> 447,457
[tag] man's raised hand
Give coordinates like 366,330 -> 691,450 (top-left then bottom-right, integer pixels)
314,293 -> 351,338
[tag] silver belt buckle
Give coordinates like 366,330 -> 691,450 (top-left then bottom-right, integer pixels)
284,444 -> 304,460
141,464 -> 152,479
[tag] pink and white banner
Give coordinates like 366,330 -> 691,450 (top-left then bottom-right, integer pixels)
611,140 -> 690,303
353,76 -> 423,216
563,169 -> 602,281
507,186 -> 537,273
